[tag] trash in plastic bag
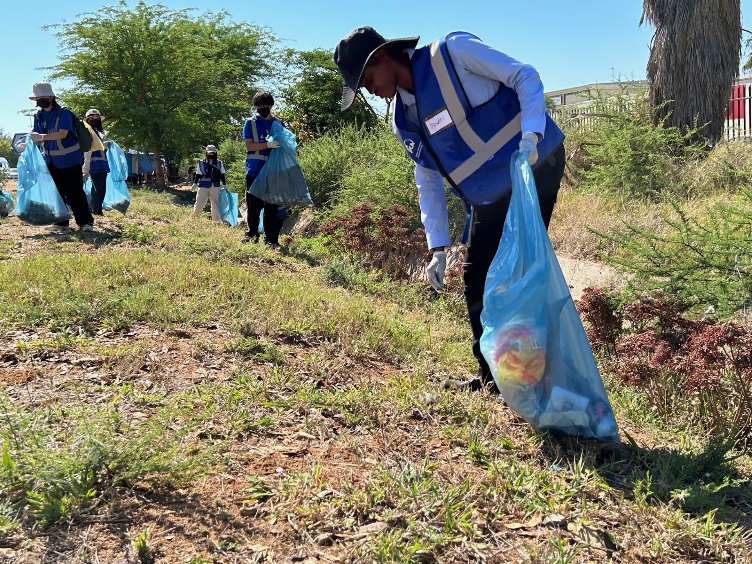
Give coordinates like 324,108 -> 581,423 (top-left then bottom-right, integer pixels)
219,187 -> 238,227
13,135 -> 71,225
480,152 -> 619,441
103,141 -> 131,213
0,190 -> 13,217
248,121 -> 313,206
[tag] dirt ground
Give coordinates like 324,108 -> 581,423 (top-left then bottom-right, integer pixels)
0,182 -> 638,563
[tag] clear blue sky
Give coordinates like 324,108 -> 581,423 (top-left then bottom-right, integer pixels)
3,0 -> 752,136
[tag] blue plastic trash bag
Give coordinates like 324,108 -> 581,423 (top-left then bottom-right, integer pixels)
219,187 -> 238,227
83,178 -> 93,207
0,190 -> 13,217
248,122 -> 313,206
13,135 -> 71,225
480,152 -> 619,441
258,207 -> 286,234
103,141 -> 131,213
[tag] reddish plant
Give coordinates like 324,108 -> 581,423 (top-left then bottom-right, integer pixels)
318,204 -> 426,282
577,287 -> 622,354
581,287 -> 752,446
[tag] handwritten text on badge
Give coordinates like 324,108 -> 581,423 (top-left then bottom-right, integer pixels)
424,108 -> 453,136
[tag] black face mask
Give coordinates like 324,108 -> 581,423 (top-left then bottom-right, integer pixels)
206,154 -> 217,160
88,118 -> 102,129
36,99 -> 52,109
257,107 -> 271,118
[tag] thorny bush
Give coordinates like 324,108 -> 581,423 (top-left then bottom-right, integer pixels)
578,288 -> 752,448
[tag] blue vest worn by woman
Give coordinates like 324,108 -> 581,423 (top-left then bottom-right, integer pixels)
89,133 -> 110,174
34,106 -> 83,169
196,159 -> 224,188
392,32 -> 564,207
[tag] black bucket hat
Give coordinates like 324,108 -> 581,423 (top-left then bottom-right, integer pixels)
333,26 -> 419,111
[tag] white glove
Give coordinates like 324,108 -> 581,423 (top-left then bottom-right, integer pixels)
519,132 -> 539,165
266,140 -> 280,149
29,132 -> 44,144
426,250 -> 447,291
191,183 -> 198,191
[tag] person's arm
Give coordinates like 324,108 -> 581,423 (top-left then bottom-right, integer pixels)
415,163 -> 451,251
243,118 -> 275,151
447,34 -> 547,138
33,129 -> 70,142
82,152 -> 92,177
244,139 -> 275,151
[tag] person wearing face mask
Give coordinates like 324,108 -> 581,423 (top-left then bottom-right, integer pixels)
241,90 -> 286,245
82,109 -> 109,216
191,144 -> 226,221
29,81 -> 94,232
334,28 -> 566,394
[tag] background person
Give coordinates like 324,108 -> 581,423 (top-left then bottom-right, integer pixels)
82,108 -> 109,215
29,81 -> 94,232
334,27 -> 566,393
242,90 -> 285,246
191,144 -> 226,221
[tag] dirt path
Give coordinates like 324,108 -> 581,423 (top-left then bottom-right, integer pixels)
557,255 -> 619,301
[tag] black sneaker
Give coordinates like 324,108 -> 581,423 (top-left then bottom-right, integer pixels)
442,376 -> 500,394
54,220 -> 70,227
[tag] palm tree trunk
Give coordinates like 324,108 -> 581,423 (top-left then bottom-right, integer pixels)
641,0 -> 742,144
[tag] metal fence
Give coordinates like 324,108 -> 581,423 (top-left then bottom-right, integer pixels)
725,83 -> 752,141
550,84 -> 752,142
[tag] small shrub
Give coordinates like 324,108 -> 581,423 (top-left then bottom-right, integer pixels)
561,88 -> 705,201
580,288 -> 752,447
318,203 -> 426,283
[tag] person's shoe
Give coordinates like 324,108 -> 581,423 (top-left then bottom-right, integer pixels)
442,376 -> 500,394
443,377 -> 484,392
54,220 -> 70,227
91,210 -> 104,216
81,224 -> 94,233
242,233 -> 259,243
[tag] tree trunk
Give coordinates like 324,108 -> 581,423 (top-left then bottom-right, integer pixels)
152,146 -> 167,187
641,0 -> 741,144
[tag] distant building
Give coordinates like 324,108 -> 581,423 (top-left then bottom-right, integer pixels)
548,77 -> 752,141
546,80 -> 647,109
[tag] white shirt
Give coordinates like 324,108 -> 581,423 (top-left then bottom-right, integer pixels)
396,34 -> 548,250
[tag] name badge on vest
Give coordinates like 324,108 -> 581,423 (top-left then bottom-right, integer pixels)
424,107 -> 453,136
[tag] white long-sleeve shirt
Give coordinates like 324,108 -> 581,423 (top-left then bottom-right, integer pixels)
396,33 -> 548,250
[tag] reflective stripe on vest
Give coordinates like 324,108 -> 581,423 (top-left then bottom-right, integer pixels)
245,119 -> 270,162
393,32 -> 564,206
44,108 -> 81,157
197,159 -> 223,187
89,149 -> 109,173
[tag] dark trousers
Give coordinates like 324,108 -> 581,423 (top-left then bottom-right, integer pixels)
89,171 -> 108,213
464,144 -> 566,384
47,162 -> 93,227
245,174 -> 281,244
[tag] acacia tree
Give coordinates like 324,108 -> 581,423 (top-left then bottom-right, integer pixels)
47,1 -> 277,185
641,0 -> 741,144
278,48 -> 379,139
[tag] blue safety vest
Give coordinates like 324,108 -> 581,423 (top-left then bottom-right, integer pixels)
34,106 -> 82,168
89,133 -> 110,174
196,159 -> 224,188
392,32 -> 564,206
243,116 -> 283,176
